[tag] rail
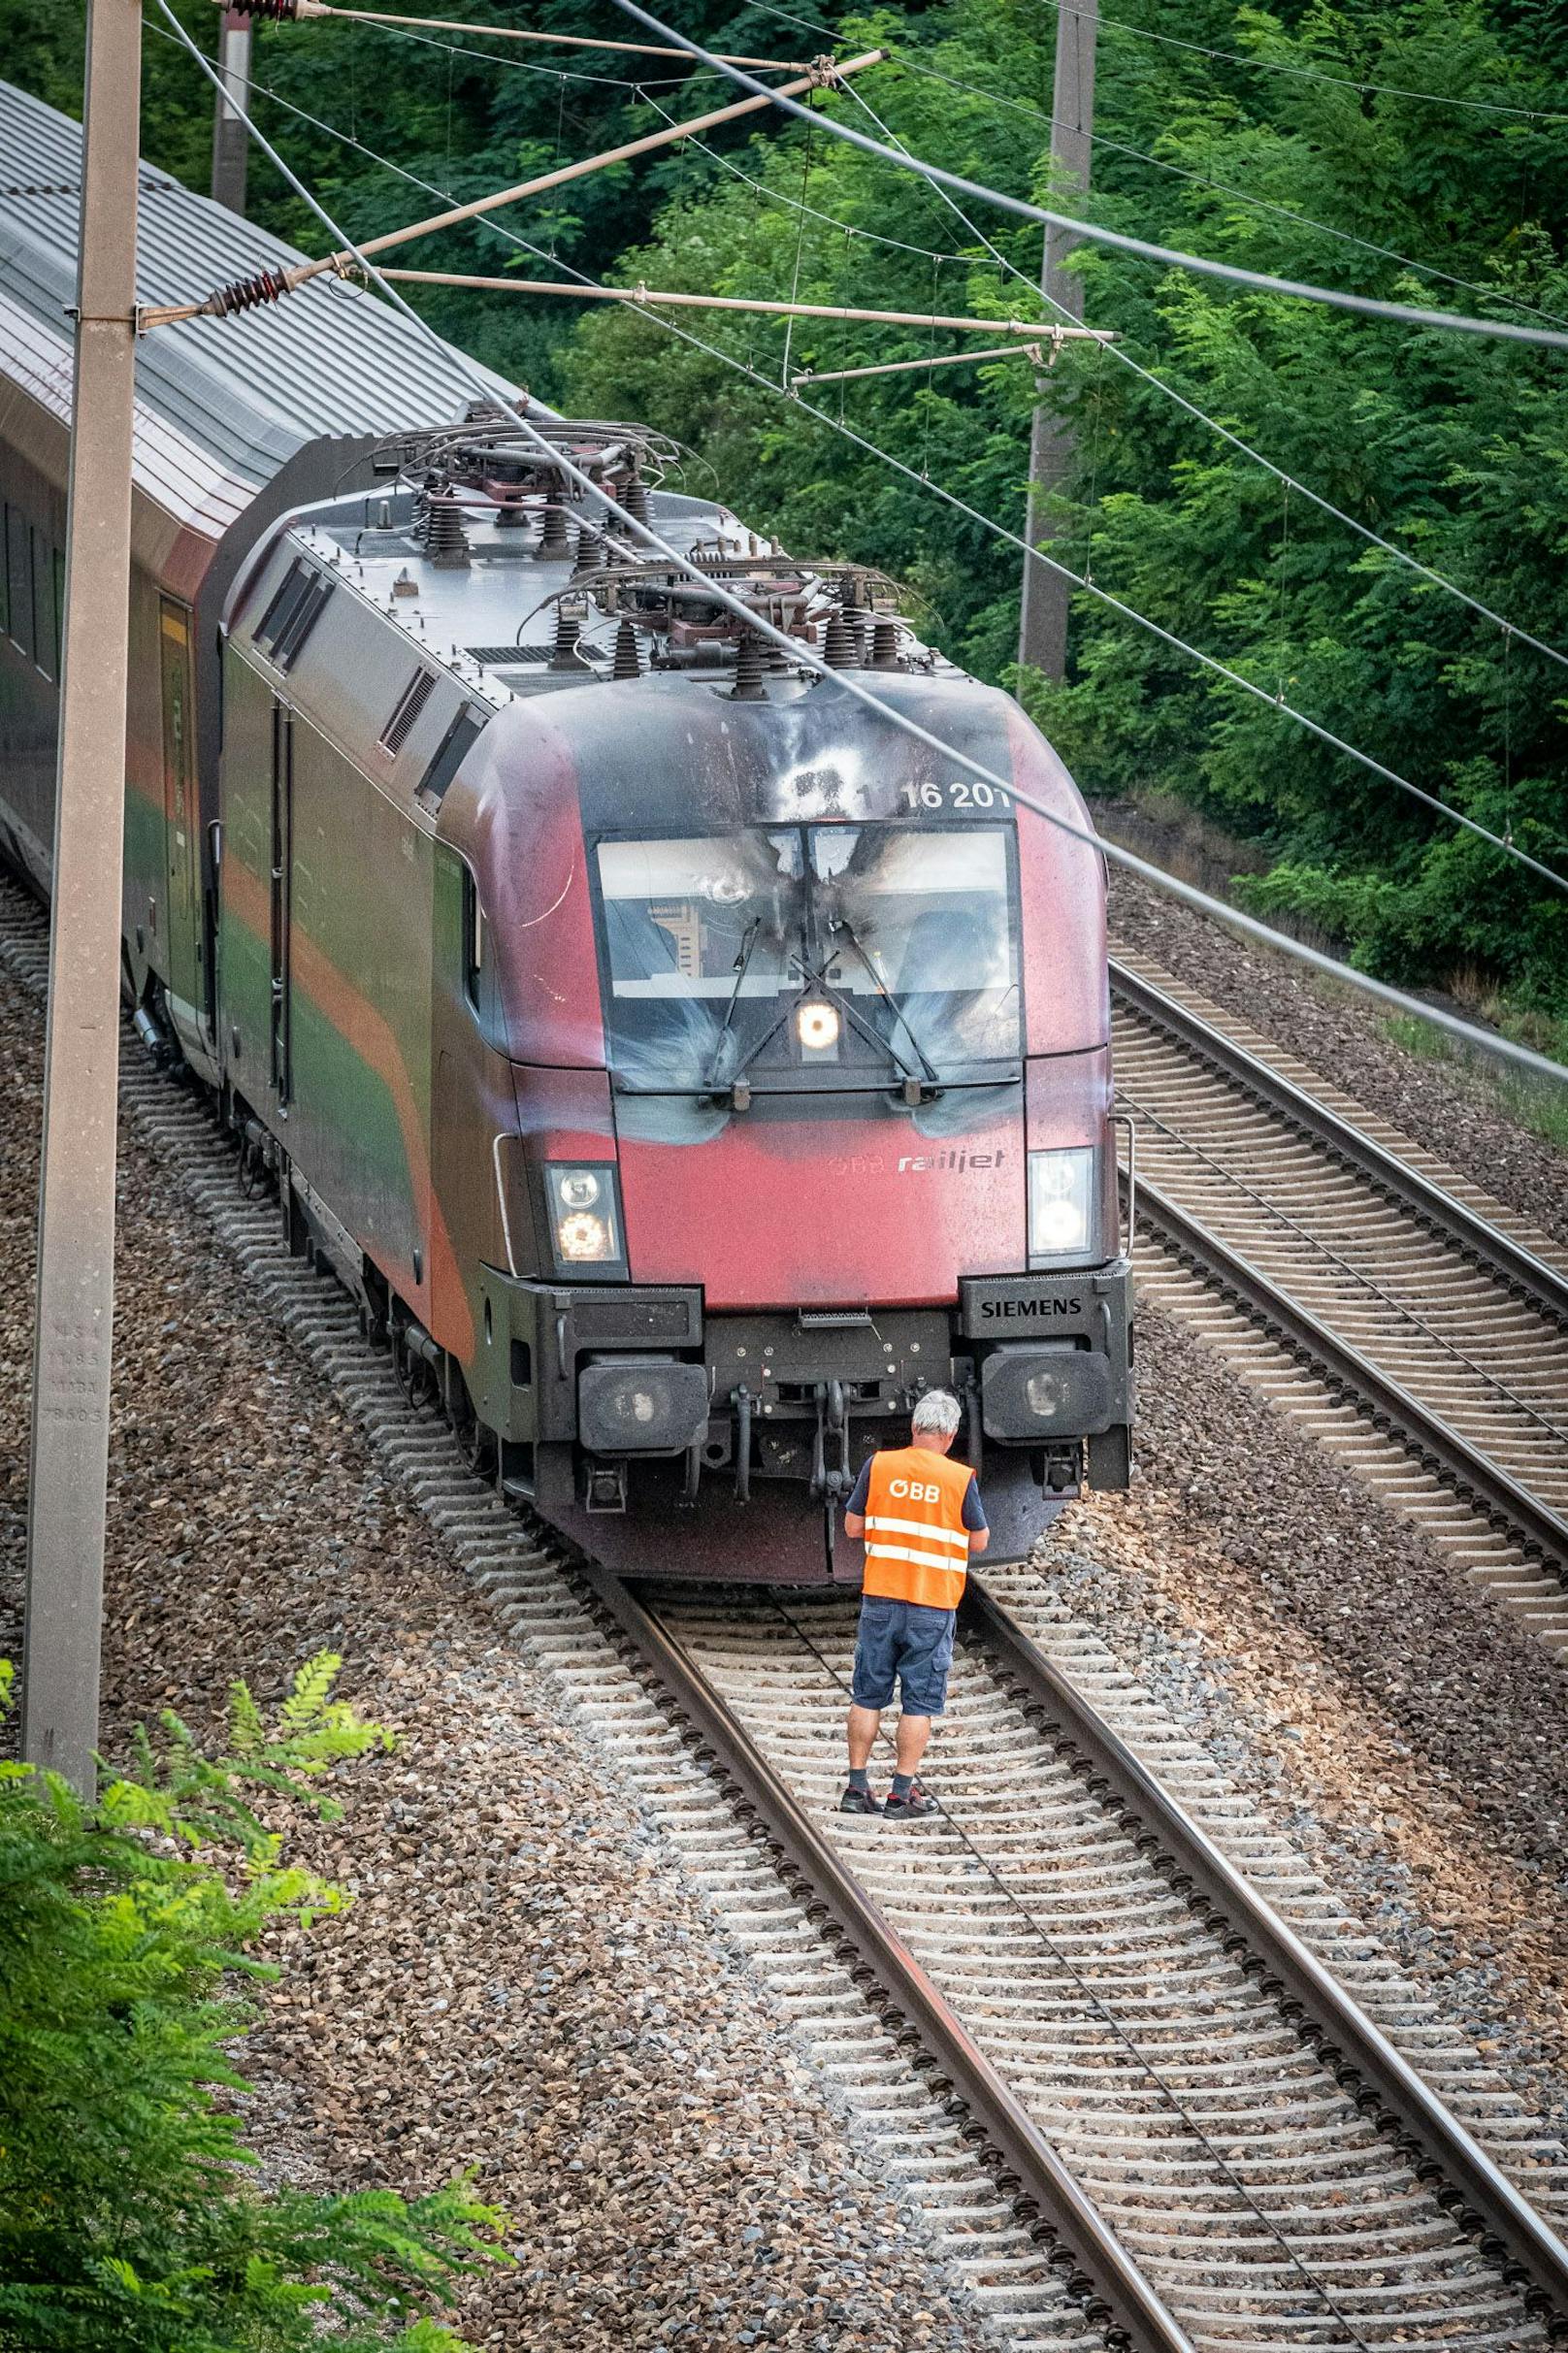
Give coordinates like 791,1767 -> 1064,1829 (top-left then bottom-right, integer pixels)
963,1579 -> 1568,2335
1131,1167 -> 1568,1574
1110,958 -> 1568,1327
576,1557 -> 1194,2353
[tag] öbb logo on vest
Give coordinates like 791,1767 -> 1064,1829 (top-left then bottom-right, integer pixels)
888,1478 -> 942,1502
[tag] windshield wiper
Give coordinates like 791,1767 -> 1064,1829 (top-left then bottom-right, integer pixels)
702,916 -> 764,1089
828,912 -> 941,1088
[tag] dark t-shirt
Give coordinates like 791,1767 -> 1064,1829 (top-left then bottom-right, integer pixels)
846,1453 -> 988,1530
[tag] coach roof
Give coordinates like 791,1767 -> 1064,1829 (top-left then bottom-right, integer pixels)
0,75 -> 513,497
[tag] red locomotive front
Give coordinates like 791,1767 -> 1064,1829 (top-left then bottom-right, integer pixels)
443,661 -> 1131,1583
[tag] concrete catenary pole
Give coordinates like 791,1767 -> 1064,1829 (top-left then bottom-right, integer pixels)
212,7 -> 252,213
20,0 -> 144,1796
1017,0 -> 1098,685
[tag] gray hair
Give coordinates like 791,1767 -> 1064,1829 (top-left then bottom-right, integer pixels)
911,1388 -> 963,1439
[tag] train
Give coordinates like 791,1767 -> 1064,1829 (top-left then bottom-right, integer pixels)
0,76 -> 1132,1582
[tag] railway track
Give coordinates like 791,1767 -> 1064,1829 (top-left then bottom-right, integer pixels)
6,874 -> 1568,2347
1110,949 -> 1568,1656
640,1570 -> 1568,2351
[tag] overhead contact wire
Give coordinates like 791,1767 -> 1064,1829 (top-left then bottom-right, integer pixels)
739,0 -> 1568,124
832,75 -> 1568,678
604,0 -> 1568,348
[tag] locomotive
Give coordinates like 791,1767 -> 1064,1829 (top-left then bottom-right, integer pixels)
0,77 -> 1132,1581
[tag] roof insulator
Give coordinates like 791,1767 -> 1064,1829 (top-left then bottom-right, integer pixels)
870,618 -> 899,669
618,470 -> 650,525
537,502 -> 572,561
731,631 -> 767,702
550,605 -> 591,672
611,620 -> 644,680
573,523 -> 604,575
420,490 -> 471,570
823,608 -> 857,670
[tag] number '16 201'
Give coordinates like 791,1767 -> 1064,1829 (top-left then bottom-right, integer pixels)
899,779 -> 1012,812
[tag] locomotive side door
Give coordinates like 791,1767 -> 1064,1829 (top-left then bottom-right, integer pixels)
158,598 -> 203,1029
431,843 -> 509,1364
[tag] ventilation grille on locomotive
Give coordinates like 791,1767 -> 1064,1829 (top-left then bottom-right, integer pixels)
256,557 -> 334,672
466,643 -> 604,667
379,668 -> 437,754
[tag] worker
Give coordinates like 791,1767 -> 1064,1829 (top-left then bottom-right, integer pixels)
838,1389 -> 987,1820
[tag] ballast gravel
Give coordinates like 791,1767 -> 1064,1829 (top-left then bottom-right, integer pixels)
1107,866 -> 1568,1251
1041,1298 -> 1568,2132
0,984 -> 996,2353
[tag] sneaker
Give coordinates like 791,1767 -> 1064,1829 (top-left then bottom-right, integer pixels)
838,1784 -> 883,1815
882,1781 -> 940,1820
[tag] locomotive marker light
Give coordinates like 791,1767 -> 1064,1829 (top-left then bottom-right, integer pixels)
20,0 -> 143,1797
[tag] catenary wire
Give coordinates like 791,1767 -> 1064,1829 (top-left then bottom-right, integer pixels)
741,0 -> 1568,125
310,13 -> 737,92
872,53 -> 1568,335
833,72 -> 1568,674
738,0 -> 1568,329
637,81 -> 1568,677
616,0 -> 1568,346
148,1 -> 1568,1085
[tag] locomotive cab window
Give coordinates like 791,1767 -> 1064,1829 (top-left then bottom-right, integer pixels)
592,823 -> 1021,1094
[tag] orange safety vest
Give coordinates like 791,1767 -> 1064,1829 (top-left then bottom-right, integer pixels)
860,1446 -> 976,1612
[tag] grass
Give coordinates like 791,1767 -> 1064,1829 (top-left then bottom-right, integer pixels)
1381,1010 -> 1568,1155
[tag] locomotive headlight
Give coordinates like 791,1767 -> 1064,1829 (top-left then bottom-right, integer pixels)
1028,1147 -> 1098,1266
545,1163 -> 626,1274
797,999 -> 840,1053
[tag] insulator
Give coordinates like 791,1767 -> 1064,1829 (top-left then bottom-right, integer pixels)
731,631 -> 767,702
226,0 -> 303,17
572,524 -> 604,575
549,607 -> 587,671
207,266 -> 288,318
823,608 -> 857,669
870,618 -> 899,669
494,498 -> 528,530
618,470 -> 650,525
420,491 -> 470,571
537,502 -> 572,561
611,620 -> 643,681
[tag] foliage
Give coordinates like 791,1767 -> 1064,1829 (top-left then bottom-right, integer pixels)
1,0 -> 1564,1024
0,1654 -> 506,2352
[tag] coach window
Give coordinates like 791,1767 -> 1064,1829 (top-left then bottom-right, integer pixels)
31,528 -> 57,681
4,505 -> 31,658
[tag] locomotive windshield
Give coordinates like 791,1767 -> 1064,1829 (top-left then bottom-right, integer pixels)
594,824 -> 1020,1092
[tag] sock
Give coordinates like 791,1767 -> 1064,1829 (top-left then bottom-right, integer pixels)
846,1766 -> 870,1793
891,1772 -> 916,1800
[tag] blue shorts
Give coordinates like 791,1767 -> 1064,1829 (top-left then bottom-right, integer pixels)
850,1594 -> 957,1718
